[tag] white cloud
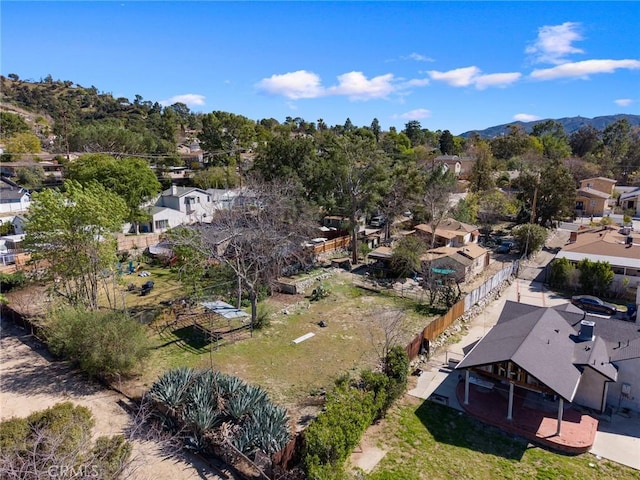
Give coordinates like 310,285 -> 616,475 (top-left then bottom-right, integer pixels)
404,52 -> 434,62
428,66 -> 480,87
615,98 -> 634,107
394,109 -> 432,120
526,22 -> 583,64
530,59 -> 640,80
428,66 -> 521,89
255,70 -> 324,99
404,78 -> 430,87
474,72 -> 522,90
257,70 -> 418,101
159,94 -> 206,107
514,113 -> 541,122
327,71 -> 396,100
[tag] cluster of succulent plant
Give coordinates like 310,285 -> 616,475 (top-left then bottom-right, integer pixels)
147,367 -> 290,456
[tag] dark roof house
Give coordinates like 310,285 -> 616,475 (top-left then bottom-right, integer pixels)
455,300 -> 640,449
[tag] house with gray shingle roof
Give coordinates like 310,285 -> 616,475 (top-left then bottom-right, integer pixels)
456,301 -> 640,426
0,178 -> 30,214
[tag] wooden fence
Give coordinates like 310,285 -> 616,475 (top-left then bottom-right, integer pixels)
405,261 -> 517,361
313,236 -> 350,254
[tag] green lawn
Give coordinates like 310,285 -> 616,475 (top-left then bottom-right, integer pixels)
138,271 -> 433,410
364,398 -> 640,480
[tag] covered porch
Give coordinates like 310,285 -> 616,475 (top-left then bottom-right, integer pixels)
456,374 -> 598,453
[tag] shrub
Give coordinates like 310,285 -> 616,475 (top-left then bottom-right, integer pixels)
0,402 -> 131,478
302,385 -> 378,478
512,223 -> 548,256
254,303 -> 273,330
548,257 -> 573,289
0,271 -> 26,292
44,307 -> 151,378
578,258 -> 614,296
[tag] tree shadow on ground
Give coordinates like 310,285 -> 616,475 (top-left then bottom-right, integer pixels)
0,319 -> 103,398
416,400 -> 528,461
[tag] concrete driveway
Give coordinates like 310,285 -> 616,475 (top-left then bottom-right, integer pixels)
408,278 -> 640,470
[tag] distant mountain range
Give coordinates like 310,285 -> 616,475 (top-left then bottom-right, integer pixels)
460,114 -> 640,138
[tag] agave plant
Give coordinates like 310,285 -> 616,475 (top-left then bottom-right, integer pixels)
215,372 -> 245,398
230,398 -> 291,455
147,367 -> 197,411
183,393 -> 223,433
225,385 -> 268,420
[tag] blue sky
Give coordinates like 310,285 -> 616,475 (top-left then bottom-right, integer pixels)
2,1 -> 639,135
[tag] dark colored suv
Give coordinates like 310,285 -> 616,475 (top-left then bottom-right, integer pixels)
571,295 -> 617,316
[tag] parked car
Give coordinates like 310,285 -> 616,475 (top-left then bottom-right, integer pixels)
571,295 -> 617,316
495,241 -> 515,254
370,215 -> 387,227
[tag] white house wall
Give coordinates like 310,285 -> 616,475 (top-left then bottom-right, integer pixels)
574,367 -> 609,412
0,196 -> 30,214
607,358 -> 640,413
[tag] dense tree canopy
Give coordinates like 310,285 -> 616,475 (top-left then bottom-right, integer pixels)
24,180 -> 127,309
66,154 -> 161,231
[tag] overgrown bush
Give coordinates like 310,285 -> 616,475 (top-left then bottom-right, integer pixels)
303,384 -> 378,479
44,307 -> 151,378
0,271 -> 26,292
302,346 -> 410,478
578,258 -> 614,296
548,257 -> 573,289
254,303 -> 273,330
512,223 -> 548,256
0,402 -> 131,479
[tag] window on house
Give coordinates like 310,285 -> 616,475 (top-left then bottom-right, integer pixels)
155,219 -> 169,230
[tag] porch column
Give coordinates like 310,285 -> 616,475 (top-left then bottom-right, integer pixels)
507,382 -> 514,420
556,398 -> 564,436
464,369 -> 470,405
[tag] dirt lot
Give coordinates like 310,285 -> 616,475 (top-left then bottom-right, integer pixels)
0,317 -> 233,480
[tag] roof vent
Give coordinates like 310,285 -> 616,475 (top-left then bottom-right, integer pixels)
578,320 -> 595,342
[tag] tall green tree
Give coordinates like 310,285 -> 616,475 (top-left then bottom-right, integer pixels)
468,140 -> 496,192
531,120 -> 571,160
569,125 -> 602,157
199,111 -> 256,166
438,130 -> 455,155
331,135 -> 390,263
516,160 -> 575,226
66,154 -> 161,233
24,181 -> 127,310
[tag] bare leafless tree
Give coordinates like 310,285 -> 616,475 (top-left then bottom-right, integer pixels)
369,307 -> 411,366
170,178 -> 317,329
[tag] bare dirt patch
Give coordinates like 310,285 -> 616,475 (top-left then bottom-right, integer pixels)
0,318 -> 233,480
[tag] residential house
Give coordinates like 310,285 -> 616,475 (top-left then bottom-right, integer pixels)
553,226 -> 640,289
456,301 -> 640,417
141,185 -> 214,233
414,218 -> 480,248
0,178 -> 30,214
619,186 -> 640,217
423,243 -> 490,282
434,155 -> 475,179
575,177 -> 616,217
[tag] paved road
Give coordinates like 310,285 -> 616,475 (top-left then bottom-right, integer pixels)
408,278 -> 640,471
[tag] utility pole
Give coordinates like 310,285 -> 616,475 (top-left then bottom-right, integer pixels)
530,172 -> 540,225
